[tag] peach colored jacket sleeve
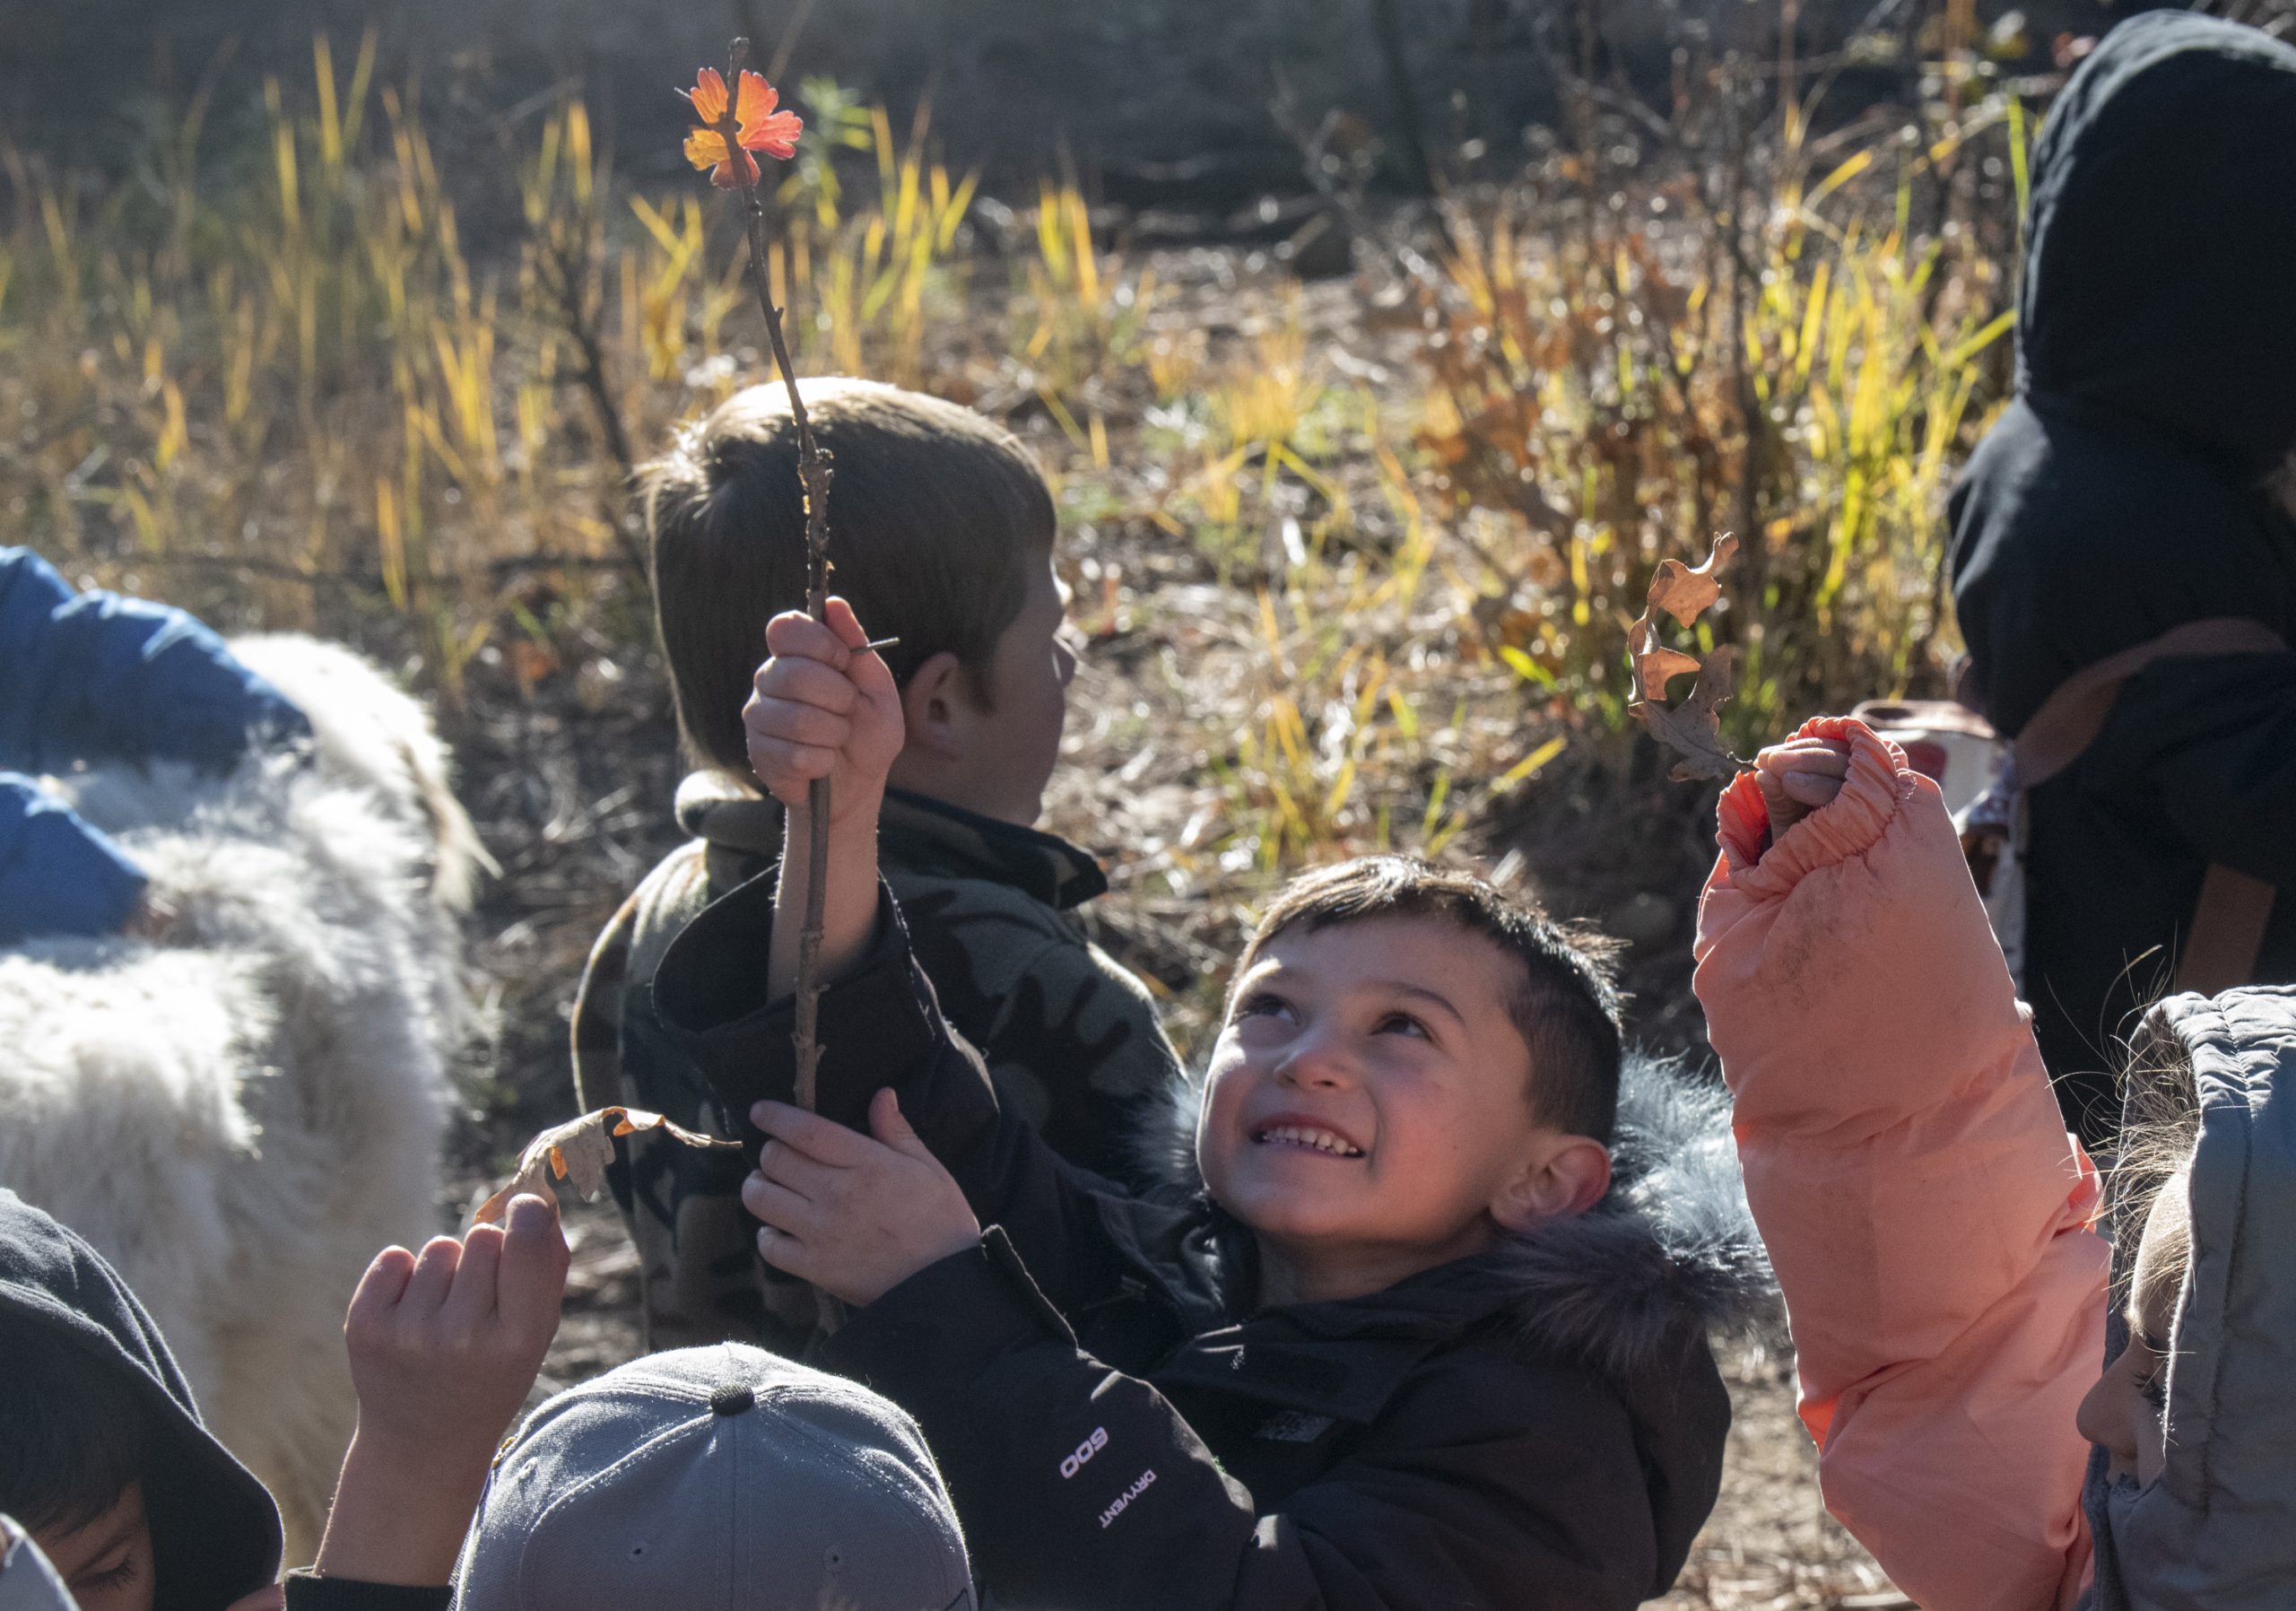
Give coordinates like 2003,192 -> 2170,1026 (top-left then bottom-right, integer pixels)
1692,717 -> 2109,1611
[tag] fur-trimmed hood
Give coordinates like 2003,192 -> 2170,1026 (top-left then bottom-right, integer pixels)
1134,1050 -> 1777,1383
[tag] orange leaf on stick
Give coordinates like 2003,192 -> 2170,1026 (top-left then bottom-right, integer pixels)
680,66 -> 804,188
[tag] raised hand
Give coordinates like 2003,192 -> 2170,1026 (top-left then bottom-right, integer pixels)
740,1090 -> 982,1308
743,597 -> 904,829
1755,734 -> 1854,841
314,1195 -> 570,1587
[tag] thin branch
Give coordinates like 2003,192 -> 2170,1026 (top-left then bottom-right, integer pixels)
710,37 -> 837,1117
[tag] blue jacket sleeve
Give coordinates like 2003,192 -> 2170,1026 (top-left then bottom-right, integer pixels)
0,547 -> 309,775
0,776 -> 148,945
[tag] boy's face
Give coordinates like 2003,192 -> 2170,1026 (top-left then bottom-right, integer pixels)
1196,915 -> 1610,1306
891,555 -> 1075,827
35,1481 -> 154,1611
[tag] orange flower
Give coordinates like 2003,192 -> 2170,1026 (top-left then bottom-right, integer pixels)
681,67 -> 804,188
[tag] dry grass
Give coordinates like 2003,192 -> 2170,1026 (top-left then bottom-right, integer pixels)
8,30 -> 2044,1604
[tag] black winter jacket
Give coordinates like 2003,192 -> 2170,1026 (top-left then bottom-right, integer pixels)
0,1190 -> 282,1611
653,878 -> 1767,1610
1947,13 -> 2296,1144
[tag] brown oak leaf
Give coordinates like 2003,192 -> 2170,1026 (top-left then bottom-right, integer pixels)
472,1106 -> 742,1227
1625,534 -> 1747,780
1630,647 -> 1744,781
1627,617 -> 1703,704
1643,530 -> 1740,627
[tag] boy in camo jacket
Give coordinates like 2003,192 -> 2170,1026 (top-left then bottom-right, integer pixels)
574,379 -> 1181,1354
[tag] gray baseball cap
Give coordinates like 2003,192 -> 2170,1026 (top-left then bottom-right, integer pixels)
458,1344 -> 973,1611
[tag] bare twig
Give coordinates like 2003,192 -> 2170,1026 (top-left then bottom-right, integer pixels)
709,37 -> 837,1116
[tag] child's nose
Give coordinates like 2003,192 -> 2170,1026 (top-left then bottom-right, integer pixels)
2074,1359 -> 2139,1479
1274,1034 -> 1356,1091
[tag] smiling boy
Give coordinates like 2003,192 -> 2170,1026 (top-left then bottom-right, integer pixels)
648,601 -> 1760,1608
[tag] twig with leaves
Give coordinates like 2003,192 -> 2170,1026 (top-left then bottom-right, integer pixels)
683,40 -> 838,1112
1626,532 -> 1747,781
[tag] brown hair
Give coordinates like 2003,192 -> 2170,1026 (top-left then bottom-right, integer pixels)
1236,856 -> 1625,1142
641,378 -> 1057,775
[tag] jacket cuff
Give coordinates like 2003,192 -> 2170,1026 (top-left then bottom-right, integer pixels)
283,1572 -> 453,1611
823,1226 -> 1074,1398
651,872 -> 944,1143
1716,717 -> 1914,894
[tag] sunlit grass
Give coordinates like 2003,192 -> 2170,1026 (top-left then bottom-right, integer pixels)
0,28 -> 2023,938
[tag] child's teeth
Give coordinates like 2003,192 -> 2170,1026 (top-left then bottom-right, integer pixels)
1260,1124 -> 1358,1155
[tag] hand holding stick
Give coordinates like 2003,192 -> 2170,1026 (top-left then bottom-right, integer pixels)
687,39 -> 836,1110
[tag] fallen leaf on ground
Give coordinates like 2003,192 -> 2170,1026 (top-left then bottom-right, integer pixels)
473,1107 -> 742,1227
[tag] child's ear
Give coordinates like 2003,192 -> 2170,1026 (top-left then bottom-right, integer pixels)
897,650 -> 969,761
1489,1135 -> 1612,1234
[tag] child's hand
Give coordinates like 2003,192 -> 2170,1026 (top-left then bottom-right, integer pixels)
344,1194 -> 570,1459
741,1090 -> 982,1308
744,597 -> 904,830
315,1195 -> 570,1587
1755,735 -> 1853,840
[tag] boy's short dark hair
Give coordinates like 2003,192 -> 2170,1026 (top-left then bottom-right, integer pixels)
642,378 -> 1058,776
1239,857 -> 1624,1142
0,1316 -> 148,1535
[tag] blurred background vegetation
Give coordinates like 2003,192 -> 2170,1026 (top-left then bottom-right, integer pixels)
8,0 -> 2290,1075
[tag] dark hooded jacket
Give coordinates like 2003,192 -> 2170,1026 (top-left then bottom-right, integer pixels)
573,775 -> 1183,1354
2080,986 -> 2296,1611
653,878 -> 1769,1609
0,1190 -> 281,1611
1947,13 -> 2296,1144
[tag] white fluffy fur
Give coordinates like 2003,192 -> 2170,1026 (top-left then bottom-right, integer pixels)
0,634 -> 484,1563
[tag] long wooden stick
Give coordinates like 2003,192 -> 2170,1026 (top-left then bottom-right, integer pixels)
709,37 -> 835,1114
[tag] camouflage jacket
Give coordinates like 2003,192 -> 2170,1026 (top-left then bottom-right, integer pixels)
570,771 -> 1181,1353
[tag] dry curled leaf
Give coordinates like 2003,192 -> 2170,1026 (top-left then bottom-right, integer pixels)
1644,530 -> 1739,628
1627,623 -> 1702,706
472,1107 -> 742,1227
1626,534 -> 1748,781
1632,648 -> 1744,781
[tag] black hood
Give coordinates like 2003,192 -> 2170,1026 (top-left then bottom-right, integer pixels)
0,1190 -> 280,1610
1948,15 -> 2296,736
2019,12 -> 2296,478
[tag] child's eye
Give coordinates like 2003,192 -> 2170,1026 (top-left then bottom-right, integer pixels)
75,1554 -> 140,1594
1234,991 -> 1292,1023
1373,1011 -> 1431,1039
